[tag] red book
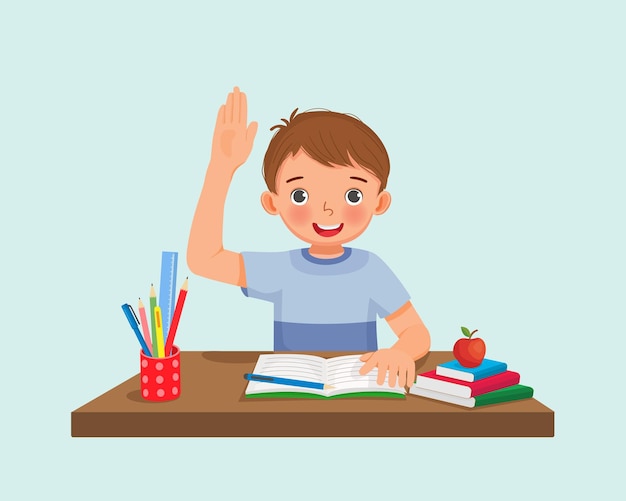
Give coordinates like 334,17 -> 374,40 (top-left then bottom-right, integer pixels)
413,370 -> 521,398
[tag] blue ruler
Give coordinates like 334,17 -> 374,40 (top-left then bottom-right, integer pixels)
159,251 -> 178,343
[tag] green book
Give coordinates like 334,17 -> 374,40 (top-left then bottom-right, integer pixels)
475,384 -> 534,406
244,353 -> 406,399
409,384 -> 534,408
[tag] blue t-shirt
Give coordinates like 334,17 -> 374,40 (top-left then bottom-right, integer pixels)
241,247 -> 410,351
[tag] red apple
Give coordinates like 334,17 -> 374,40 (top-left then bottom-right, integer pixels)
453,327 -> 486,368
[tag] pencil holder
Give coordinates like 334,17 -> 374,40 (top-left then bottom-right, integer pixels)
140,345 -> 181,402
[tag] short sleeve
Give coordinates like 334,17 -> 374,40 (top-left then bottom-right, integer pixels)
367,253 -> 411,318
240,251 -> 289,302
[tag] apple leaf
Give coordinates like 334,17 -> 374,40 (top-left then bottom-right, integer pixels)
461,326 -> 471,338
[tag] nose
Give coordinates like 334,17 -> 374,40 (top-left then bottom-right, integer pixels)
323,201 -> 334,216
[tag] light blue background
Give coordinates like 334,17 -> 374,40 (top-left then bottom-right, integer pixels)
2,1 -> 624,499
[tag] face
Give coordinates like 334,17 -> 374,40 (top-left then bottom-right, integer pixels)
261,149 -> 391,250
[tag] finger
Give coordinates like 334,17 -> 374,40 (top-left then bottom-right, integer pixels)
215,104 -> 226,126
233,86 -> 241,123
225,91 -> 234,122
359,353 -> 377,375
376,363 -> 387,386
246,121 -> 258,143
360,352 -> 374,362
387,365 -> 399,388
407,362 -> 416,387
240,90 -> 248,123
397,366 -> 407,388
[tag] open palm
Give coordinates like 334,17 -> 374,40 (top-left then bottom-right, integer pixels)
211,86 -> 258,170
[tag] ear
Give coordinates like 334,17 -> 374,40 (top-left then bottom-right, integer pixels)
261,191 -> 279,215
374,190 -> 391,215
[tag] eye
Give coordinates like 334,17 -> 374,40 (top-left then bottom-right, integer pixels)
290,189 -> 308,205
345,189 -> 363,206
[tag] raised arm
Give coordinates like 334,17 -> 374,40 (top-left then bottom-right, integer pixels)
187,86 -> 258,286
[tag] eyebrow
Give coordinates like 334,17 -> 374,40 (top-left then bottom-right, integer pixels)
350,176 -> 368,183
286,176 -> 304,183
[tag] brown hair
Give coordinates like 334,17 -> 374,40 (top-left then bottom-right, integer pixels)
263,108 -> 390,193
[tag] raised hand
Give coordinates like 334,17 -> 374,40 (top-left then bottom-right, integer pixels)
210,86 -> 258,172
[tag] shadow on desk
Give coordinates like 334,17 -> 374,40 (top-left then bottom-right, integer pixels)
71,351 -> 554,438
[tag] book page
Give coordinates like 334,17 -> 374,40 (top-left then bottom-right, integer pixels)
245,354 -> 326,396
325,355 -> 405,395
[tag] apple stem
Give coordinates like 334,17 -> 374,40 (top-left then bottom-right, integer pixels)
470,329 -> 478,338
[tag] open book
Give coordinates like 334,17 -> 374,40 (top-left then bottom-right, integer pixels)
244,353 -> 406,399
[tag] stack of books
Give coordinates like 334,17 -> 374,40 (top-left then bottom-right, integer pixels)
409,358 -> 534,408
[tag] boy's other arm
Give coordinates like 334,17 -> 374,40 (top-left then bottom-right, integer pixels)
359,301 -> 431,387
187,87 -> 258,287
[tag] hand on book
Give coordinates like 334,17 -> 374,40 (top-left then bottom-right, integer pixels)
359,348 -> 415,388
210,86 -> 258,173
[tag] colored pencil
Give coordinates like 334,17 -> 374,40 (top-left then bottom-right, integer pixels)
149,284 -> 158,356
165,277 -> 188,356
154,306 -> 165,358
137,298 -> 152,354
243,373 -> 333,390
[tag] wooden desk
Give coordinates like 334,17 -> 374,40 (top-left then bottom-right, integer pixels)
71,351 -> 554,437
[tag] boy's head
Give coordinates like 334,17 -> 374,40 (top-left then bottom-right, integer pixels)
263,109 -> 390,193
261,109 -> 392,251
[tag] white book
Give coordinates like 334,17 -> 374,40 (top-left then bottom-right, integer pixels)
244,353 -> 406,399
409,386 -> 476,407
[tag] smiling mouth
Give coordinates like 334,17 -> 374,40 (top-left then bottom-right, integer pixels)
313,223 -> 344,237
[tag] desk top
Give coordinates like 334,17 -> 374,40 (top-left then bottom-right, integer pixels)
71,351 -> 554,437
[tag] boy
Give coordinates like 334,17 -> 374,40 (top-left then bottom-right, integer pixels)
188,87 -> 430,387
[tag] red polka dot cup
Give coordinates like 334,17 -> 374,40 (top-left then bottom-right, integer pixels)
140,346 -> 181,402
